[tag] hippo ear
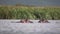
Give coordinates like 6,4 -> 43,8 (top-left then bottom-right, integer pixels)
38,21 -> 41,23
29,21 -> 33,23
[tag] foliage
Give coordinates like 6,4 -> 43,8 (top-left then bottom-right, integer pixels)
0,6 -> 60,20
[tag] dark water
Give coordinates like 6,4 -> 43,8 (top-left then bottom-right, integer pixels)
0,0 -> 60,6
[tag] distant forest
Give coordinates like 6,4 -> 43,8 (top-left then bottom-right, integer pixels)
15,4 -> 36,7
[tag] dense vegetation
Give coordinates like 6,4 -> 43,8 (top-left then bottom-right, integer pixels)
0,6 -> 60,20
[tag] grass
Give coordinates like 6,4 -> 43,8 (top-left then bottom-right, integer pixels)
0,6 -> 60,20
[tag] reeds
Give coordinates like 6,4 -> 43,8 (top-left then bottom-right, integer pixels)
0,6 -> 60,20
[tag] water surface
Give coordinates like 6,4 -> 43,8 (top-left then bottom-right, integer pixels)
0,0 -> 60,6
0,20 -> 60,34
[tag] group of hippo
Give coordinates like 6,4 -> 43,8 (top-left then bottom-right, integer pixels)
17,18 -> 49,23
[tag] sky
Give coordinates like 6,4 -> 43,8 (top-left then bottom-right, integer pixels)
0,0 -> 60,6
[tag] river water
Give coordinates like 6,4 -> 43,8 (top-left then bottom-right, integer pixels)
0,0 -> 60,6
0,20 -> 60,34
